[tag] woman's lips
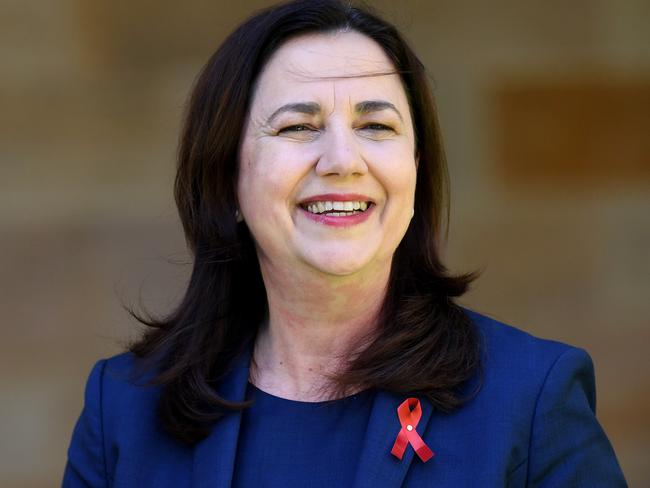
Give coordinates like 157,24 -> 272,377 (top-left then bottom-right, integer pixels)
299,203 -> 374,227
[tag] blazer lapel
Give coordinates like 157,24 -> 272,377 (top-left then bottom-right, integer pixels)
352,391 -> 435,488
192,348 -> 252,488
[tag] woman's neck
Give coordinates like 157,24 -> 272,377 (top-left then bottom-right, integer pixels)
250,258 -> 391,401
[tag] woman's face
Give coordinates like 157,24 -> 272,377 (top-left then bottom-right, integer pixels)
237,31 -> 417,278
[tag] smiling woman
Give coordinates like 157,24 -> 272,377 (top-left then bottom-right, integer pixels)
63,1 -> 626,487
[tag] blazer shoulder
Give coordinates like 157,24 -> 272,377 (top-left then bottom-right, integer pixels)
82,352 -> 164,447
461,308 -> 596,407
101,350 -> 162,403
65,352 -> 193,487
102,351 -> 145,381
464,308 -> 581,368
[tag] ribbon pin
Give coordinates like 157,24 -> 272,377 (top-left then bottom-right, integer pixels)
390,398 -> 434,463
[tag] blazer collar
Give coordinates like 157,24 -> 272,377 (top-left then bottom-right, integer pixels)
192,347 -> 252,488
191,344 -> 435,488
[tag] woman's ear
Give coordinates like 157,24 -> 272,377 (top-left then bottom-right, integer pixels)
234,195 -> 244,222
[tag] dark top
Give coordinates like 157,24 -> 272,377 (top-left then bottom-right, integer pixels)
232,382 -> 376,488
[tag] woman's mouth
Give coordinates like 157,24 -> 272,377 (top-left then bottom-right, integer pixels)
298,200 -> 375,227
300,200 -> 372,216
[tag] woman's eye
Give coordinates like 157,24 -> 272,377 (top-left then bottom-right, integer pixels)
278,124 -> 315,134
360,123 -> 394,132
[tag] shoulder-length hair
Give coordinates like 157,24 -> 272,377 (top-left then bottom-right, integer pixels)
130,0 -> 480,446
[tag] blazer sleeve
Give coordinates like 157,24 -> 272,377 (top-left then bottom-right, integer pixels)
62,359 -> 109,488
526,347 -> 627,487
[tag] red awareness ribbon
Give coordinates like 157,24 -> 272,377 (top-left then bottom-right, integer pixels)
390,398 -> 434,463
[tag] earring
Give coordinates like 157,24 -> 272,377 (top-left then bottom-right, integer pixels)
235,209 -> 243,223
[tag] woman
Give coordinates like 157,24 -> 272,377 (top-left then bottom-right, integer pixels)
63,0 -> 626,486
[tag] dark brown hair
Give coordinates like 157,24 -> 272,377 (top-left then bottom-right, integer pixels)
129,0 -> 480,446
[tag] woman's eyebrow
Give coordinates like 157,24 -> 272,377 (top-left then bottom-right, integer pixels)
266,102 -> 321,125
355,100 -> 403,121
265,99 -> 403,125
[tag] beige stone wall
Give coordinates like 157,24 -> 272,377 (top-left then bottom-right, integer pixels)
1,1 -> 648,485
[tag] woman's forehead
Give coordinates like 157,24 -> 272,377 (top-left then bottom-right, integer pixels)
268,31 -> 395,76
252,32 -> 408,114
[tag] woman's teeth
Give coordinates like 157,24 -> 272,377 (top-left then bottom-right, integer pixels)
304,201 -> 369,215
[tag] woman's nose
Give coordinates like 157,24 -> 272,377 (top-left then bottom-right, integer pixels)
315,125 -> 368,177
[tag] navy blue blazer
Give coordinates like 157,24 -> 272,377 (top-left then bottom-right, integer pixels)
63,311 -> 626,487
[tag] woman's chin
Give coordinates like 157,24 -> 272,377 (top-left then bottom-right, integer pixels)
313,262 -> 367,277
299,250 -> 381,277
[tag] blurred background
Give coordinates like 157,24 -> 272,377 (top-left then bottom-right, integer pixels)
1,0 -> 648,485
